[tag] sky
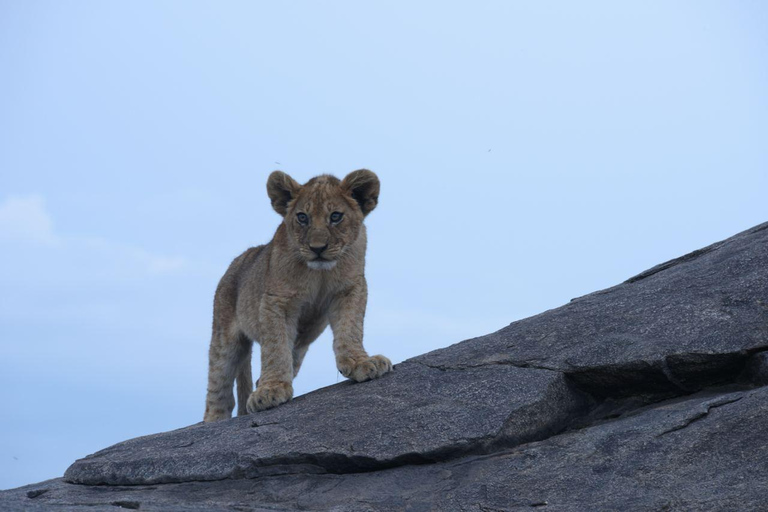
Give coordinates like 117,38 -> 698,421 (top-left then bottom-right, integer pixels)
1,0 -> 766,490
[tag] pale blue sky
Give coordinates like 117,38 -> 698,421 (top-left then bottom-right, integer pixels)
1,1 -> 766,490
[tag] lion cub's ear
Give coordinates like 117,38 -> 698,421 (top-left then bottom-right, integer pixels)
341,169 -> 380,216
267,171 -> 301,216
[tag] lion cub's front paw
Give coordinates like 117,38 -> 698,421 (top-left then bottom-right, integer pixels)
246,381 -> 293,413
338,354 -> 393,382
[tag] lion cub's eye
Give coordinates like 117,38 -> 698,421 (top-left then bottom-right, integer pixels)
296,213 -> 309,225
330,212 -> 343,224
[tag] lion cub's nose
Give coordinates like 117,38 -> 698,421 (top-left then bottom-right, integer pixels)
310,244 -> 328,256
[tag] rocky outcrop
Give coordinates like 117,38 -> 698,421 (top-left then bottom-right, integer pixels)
2,222 -> 767,511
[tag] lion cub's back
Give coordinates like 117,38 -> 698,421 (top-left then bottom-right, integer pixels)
213,244 -> 270,320
230,245 -> 268,278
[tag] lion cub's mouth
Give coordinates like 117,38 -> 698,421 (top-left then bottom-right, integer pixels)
307,259 -> 337,271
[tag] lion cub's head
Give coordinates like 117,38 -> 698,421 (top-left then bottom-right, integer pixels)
266,169 -> 379,270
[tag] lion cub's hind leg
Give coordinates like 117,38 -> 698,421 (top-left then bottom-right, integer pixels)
292,316 -> 329,378
235,340 -> 253,417
292,344 -> 310,378
204,331 -> 251,422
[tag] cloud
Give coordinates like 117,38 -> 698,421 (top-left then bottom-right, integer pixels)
0,194 -> 189,276
78,236 -> 190,276
0,195 -> 58,245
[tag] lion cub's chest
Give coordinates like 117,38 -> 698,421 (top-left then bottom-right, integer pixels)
295,272 -> 341,323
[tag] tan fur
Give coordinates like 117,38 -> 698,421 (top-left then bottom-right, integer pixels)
203,170 -> 392,422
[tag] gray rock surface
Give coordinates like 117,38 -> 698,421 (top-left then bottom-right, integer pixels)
2,221 -> 767,511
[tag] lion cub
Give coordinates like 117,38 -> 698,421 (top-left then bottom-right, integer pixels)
203,170 -> 392,422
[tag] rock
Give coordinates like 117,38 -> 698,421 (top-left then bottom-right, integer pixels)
1,221 -> 767,511
61,364 -> 590,485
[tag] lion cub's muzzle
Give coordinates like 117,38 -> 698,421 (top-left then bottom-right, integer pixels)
306,243 -> 338,270
310,243 -> 327,257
